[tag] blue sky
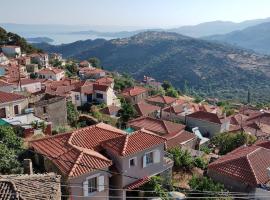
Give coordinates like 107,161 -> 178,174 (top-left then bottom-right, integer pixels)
1,0 -> 270,28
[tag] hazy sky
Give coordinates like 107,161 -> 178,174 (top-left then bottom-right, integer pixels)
1,0 -> 270,28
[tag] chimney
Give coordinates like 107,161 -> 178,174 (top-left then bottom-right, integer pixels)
267,167 -> 270,179
23,159 -> 33,175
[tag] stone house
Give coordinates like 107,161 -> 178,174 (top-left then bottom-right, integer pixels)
134,101 -> 161,117
79,67 -> 106,80
128,116 -> 198,149
33,96 -> 67,128
30,123 -> 174,200
208,141 -> 270,199
146,95 -> 177,108
121,86 -> 149,104
0,173 -> 61,200
186,111 -> 230,138
0,91 -> 28,118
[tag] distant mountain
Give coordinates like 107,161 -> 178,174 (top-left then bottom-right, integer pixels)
27,37 -> 54,43
35,31 -> 270,103
168,18 -> 270,37
203,22 -> 270,55
33,38 -> 106,58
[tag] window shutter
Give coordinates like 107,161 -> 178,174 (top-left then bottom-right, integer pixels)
153,150 -> 160,163
98,176 -> 105,192
83,181 -> 88,196
143,155 -> 147,168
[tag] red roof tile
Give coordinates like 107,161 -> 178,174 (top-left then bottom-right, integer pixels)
95,77 -> 113,86
31,123 -> 125,178
166,131 -> 197,149
208,145 -> 270,186
128,116 -> 185,138
146,95 -> 176,105
124,176 -> 150,189
102,129 -> 166,157
0,91 -> 26,103
93,83 -> 109,92
187,111 -> 221,124
122,86 -> 148,97
38,68 -> 63,75
134,101 -> 161,116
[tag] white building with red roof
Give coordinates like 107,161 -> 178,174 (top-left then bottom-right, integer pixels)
36,67 -> 65,81
30,123 -> 173,199
0,53 -> 9,65
0,91 -> 28,118
1,45 -> 21,57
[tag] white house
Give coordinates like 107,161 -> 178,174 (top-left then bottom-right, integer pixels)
0,53 -> 9,65
37,68 -> 65,81
1,46 -> 21,57
30,53 -> 49,67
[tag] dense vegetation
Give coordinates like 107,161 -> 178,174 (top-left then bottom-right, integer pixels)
35,31 -> 270,103
211,131 -> 256,155
0,126 -> 24,174
0,26 -> 41,53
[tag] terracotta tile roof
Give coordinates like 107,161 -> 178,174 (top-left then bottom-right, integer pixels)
208,145 -> 270,186
100,105 -> 121,116
79,67 -> 104,75
255,140 -> 270,149
0,91 -> 26,103
0,173 -> 61,200
163,103 -> 192,114
187,111 -> 222,124
246,113 -> 270,126
31,123 -> 125,178
93,83 -> 109,92
122,86 -> 148,97
128,116 -> 185,138
166,130 -> 197,149
124,176 -> 150,189
13,78 -> 41,86
102,129 -> 166,157
134,101 -> 161,116
146,95 -> 176,105
95,77 -> 114,86
38,68 -> 63,75
229,114 -> 249,126
0,79 -> 12,87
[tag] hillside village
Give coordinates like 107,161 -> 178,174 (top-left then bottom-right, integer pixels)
2,41 -> 270,200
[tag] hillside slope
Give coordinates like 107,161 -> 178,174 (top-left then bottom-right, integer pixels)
35,31 -> 270,103
203,22 -> 270,55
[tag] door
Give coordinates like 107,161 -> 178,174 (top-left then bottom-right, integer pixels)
87,94 -> 92,102
0,108 -> 6,118
14,105 -> 19,115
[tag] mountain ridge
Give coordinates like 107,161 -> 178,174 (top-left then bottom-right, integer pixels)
34,31 -> 270,103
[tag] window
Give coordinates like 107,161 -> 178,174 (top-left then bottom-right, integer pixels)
146,151 -> 154,165
14,105 -> 19,115
129,157 -> 137,168
43,106 -> 47,113
0,108 -> 6,118
96,93 -> 103,99
83,175 -> 105,196
88,177 -> 97,194
75,94 -> 80,100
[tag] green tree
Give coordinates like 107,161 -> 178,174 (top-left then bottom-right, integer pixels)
66,101 -> 79,127
118,101 -> 137,125
189,176 -> 230,200
114,73 -> 135,91
88,57 -> 101,68
211,132 -> 256,155
66,63 -> 78,76
168,148 -> 194,170
0,126 -> 24,174
165,87 -> 179,98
